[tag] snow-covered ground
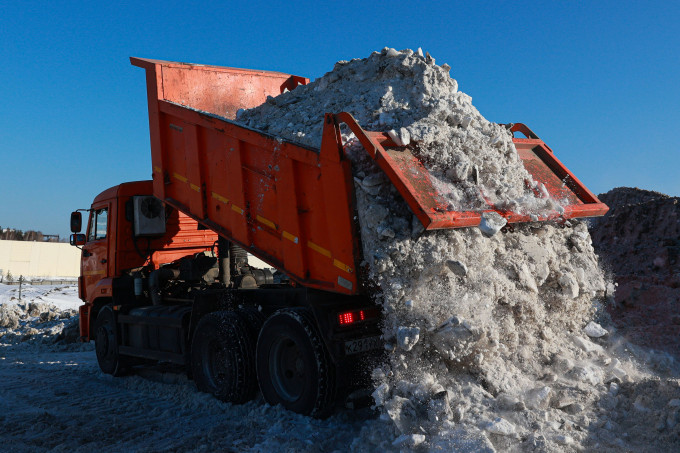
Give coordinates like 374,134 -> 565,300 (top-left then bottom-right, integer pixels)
0,284 -> 380,452
2,282 -> 680,451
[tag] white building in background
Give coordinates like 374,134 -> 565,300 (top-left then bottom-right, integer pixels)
0,239 -> 271,280
0,240 -> 81,278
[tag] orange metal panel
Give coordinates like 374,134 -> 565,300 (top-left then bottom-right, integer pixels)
337,113 -> 608,230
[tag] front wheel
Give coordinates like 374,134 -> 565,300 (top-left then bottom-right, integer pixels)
256,308 -> 336,417
94,306 -> 128,376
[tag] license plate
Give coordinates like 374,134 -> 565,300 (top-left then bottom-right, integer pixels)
344,335 -> 382,355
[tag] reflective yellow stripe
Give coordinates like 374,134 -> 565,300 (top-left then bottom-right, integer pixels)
212,192 -> 229,204
308,241 -> 331,258
190,183 -> 200,192
231,204 -> 244,215
333,259 -> 353,274
83,270 -> 105,276
256,215 -> 276,229
282,231 -> 298,243
173,172 -> 188,183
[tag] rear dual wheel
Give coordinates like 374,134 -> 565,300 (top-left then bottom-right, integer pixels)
190,311 -> 257,404
191,307 -> 337,417
256,308 -> 336,417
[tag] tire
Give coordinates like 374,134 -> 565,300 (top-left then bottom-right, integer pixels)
256,308 -> 336,417
190,311 -> 257,404
94,306 -> 128,376
236,306 -> 265,343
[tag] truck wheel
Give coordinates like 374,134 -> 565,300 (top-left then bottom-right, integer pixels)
236,306 -> 265,343
94,306 -> 128,377
190,311 -> 257,403
256,308 -> 336,417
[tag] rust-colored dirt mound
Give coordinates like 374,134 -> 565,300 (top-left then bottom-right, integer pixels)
590,187 -> 680,356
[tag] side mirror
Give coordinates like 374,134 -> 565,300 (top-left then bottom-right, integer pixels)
70,233 -> 86,246
70,211 -> 82,233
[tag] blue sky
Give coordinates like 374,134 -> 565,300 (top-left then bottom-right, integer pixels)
1,1 -> 678,239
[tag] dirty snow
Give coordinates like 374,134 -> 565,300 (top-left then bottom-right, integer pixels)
3,51 -> 680,452
239,48 -> 680,451
1,283 -> 380,452
239,47 -> 564,217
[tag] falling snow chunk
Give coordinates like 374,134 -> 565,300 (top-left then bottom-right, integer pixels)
554,435 -> 574,446
396,326 -> 420,351
525,386 -> 552,410
584,321 -> 608,338
572,335 -> 604,354
486,417 -> 516,436
479,211 -> 507,236
372,382 -> 390,406
392,433 -> 426,448
387,127 -> 411,147
445,260 -> 468,277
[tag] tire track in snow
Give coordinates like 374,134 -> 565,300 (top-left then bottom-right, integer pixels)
0,349 -> 373,452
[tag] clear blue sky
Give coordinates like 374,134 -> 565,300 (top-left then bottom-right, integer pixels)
1,1 -> 678,239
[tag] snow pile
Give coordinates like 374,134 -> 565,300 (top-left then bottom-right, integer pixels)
0,284 -> 84,348
239,47 -> 562,216
240,49 -> 680,451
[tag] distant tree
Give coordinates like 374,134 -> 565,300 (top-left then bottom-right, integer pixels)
0,227 -> 52,241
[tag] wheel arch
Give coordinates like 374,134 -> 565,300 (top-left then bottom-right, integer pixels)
83,297 -> 113,341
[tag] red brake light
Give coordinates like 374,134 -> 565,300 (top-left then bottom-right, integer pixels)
337,308 -> 377,326
339,311 -> 356,325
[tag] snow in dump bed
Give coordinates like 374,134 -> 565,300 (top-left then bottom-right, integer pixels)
240,48 -> 680,451
239,47 -> 564,216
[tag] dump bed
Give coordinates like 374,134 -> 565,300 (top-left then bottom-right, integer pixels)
132,58 -> 607,296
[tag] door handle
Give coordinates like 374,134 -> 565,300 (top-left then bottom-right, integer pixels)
101,259 -> 107,264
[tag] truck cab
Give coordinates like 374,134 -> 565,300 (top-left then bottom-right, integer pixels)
71,180 -> 218,340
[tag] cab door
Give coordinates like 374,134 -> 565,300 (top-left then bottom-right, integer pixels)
81,204 -> 110,302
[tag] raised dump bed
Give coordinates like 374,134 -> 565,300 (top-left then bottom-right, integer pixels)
131,58 -> 608,296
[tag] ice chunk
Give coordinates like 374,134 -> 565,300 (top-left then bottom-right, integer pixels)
445,260 -> 468,277
584,321 -> 608,338
387,127 -> 411,147
392,434 -> 425,448
386,48 -> 399,58
558,271 -> 579,298
486,417 -> 516,436
479,211 -> 507,237
385,396 -> 418,433
396,326 -> 420,351
372,382 -> 390,406
525,386 -> 552,410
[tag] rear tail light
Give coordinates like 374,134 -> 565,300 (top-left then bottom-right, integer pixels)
337,308 -> 378,326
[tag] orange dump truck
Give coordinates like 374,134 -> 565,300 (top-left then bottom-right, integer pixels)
69,58 -> 607,417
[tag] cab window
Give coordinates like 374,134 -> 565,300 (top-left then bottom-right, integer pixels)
87,208 -> 108,241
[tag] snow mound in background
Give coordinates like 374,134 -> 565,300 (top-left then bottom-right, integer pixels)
0,284 -> 86,348
240,48 -> 680,451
